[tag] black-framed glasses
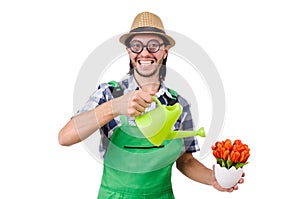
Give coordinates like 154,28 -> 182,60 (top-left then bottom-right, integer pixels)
129,39 -> 165,54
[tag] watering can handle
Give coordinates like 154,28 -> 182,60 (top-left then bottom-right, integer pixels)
152,96 -> 162,107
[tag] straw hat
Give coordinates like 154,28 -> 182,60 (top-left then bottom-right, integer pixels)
119,11 -> 175,47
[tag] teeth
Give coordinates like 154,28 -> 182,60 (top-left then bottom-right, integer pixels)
139,60 -> 152,65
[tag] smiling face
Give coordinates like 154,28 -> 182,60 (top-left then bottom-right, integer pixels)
127,34 -> 169,79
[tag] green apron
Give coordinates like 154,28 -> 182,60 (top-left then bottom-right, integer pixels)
98,116 -> 183,199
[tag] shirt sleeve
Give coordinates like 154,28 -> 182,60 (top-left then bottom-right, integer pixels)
74,83 -> 111,116
178,96 -> 200,153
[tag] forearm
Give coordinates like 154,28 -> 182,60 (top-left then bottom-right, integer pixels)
176,153 -> 214,185
58,89 -> 153,146
58,100 -> 114,146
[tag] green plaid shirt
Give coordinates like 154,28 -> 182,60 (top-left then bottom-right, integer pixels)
76,74 -> 200,157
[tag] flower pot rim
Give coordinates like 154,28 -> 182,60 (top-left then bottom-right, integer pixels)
215,163 -> 243,171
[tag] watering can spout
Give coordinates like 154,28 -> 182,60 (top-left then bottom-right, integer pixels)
166,127 -> 206,140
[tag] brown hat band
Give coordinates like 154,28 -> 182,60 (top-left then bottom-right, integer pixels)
130,26 -> 166,34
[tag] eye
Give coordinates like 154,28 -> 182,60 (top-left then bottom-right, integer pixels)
132,43 -> 141,49
147,40 -> 160,52
130,40 -> 143,53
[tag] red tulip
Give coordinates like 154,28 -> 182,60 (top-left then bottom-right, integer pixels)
222,149 -> 230,161
224,139 -> 232,150
230,151 -> 241,163
239,150 -> 250,163
212,138 -> 250,169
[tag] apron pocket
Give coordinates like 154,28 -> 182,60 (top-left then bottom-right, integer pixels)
124,145 -> 165,149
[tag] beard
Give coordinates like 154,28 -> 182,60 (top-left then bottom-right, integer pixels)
134,65 -> 160,78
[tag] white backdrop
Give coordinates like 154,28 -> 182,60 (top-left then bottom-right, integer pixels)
1,0 -> 299,198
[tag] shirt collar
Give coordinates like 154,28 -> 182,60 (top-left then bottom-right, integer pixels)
122,74 -> 173,98
122,74 -> 139,94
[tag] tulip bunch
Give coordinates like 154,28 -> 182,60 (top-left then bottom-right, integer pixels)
211,139 -> 250,169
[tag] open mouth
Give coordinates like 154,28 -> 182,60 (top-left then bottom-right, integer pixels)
138,60 -> 155,65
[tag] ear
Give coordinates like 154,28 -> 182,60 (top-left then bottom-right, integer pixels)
126,48 -> 131,55
163,48 -> 169,59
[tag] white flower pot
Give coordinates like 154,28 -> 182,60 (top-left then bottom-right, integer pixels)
214,163 -> 243,188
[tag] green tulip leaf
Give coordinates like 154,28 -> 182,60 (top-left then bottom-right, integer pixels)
235,162 -> 249,169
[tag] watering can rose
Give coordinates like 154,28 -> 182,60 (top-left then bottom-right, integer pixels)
211,139 -> 250,169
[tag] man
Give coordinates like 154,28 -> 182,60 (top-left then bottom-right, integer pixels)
58,11 -> 244,198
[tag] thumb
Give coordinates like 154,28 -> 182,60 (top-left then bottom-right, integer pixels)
147,91 -> 156,96
212,164 -> 216,176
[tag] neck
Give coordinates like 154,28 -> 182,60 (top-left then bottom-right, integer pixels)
133,72 -> 160,93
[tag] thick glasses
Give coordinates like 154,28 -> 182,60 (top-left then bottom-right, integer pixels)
129,39 -> 165,54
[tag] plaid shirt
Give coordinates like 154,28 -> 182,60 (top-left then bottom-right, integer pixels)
76,74 -> 200,157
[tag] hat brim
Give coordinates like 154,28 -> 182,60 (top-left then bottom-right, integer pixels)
119,32 -> 175,48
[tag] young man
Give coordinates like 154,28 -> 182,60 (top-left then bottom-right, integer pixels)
59,11 -> 244,198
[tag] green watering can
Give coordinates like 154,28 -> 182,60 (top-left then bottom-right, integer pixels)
135,96 -> 206,146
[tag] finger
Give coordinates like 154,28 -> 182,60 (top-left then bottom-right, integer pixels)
127,104 -> 143,117
130,96 -> 149,110
233,184 -> 239,190
238,178 -> 244,184
127,91 -> 148,108
220,186 -> 233,193
147,90 -> 156,96
137,90 -> 153,104
127,100 -> 145,114
136,97 -> 150,109
228,188 -> 234,192
132,103 -> 145,113
128,109 -> 141,117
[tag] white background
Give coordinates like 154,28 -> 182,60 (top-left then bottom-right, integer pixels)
1,0 -> 299,198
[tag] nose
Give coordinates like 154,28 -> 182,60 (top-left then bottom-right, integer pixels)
140,46 -> 151,56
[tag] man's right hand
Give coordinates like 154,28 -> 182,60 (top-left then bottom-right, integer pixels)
111,90 -> 155,117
